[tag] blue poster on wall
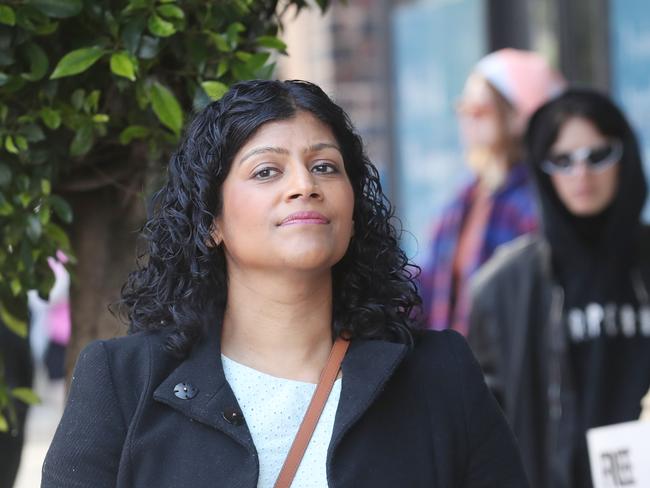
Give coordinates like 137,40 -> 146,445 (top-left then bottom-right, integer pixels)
610,0 -> 650,220
392,0 -> 486,262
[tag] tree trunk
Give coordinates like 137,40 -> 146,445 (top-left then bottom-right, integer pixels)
63,185 -> 146,380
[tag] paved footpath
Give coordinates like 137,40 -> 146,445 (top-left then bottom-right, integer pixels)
14,367 -> 65,488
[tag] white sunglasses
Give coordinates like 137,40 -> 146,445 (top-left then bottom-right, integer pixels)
541,139 -> 623,175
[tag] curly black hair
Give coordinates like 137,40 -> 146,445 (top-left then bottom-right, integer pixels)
121,79 -> 422,356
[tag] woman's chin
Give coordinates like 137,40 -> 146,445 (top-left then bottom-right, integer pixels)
276,247 -> 346,273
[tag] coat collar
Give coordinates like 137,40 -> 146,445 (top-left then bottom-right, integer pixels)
153,325 -> 408,454
328,339 -> 407,464
153,324 -> 256,453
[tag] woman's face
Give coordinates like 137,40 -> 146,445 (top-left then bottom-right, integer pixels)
456,73 -> 505,151
213,111 -> 355,274
548,116 -> 620,216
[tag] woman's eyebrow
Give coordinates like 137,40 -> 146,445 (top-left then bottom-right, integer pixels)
306,142 -> 341,154
238,142 -> 341,165
239,146 -> 289,165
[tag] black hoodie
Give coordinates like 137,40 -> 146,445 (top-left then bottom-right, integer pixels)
530,117 -> 650,488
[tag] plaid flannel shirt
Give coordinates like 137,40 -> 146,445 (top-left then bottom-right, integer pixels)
419,164 -> 538,335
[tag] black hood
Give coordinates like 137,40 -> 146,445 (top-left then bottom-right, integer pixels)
526,90 -> 648,276
532,128 -> 646,269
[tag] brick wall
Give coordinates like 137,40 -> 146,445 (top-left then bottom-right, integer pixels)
278,1 -> 393,187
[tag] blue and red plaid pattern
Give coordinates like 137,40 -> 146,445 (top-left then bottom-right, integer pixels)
418,164 -> 538,335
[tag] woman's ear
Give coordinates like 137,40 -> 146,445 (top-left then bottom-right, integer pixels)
209,220 -> 222,247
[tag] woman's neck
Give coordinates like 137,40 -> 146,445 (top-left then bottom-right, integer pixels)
468,147 -> 511,192
220,269 -> 335,383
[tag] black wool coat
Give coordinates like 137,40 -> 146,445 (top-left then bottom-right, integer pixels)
42,327 -> 528,487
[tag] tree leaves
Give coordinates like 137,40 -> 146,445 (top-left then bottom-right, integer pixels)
21,124 -> 45,142
156,5 -> 184,20
50,195 -> 73,223
70,88 -> 85,109
39,108 -> 61,129
201,81 -> 228,101
11,388 -> 40,405
119,125 -> 149,144
110,51 -> 137,81
25,0 -> 83,19
44,222 -> 71,251
257,36 -> 287,53
0,350 -> 41,435
150,81 -> 182,135
148,4 -> 184,38
148,14 -> 175,37
0,304 -> 27,338
0,192 -> 14,216
210,33 -> 230,52
121,16 -> 146,55
22,43 -> 49,81
0,164 -> 11,186
26,214 -> 42,242
4,136 -> 19,154
0,0 -> 334,431
91,114 -> 109,123
69,124 -> 94,156
0,6 -> 16,26
50,46 -> 105,79
84,89 -> 100,113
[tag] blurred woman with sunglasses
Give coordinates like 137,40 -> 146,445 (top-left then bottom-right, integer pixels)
468,88 -> 650,488
419,49 -> 565,335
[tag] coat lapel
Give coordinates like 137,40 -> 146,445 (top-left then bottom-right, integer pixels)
328,339 -> 408,461
153,326 -> 256,453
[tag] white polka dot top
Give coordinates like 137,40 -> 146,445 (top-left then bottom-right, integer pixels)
221,354 -> 341,488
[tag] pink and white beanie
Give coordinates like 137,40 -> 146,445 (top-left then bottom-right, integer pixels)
474,48 -> 566,118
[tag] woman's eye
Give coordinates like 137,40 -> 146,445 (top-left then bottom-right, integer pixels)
550,155 -> 571,168
312,162 -> 338,174
253,167 -> 279,180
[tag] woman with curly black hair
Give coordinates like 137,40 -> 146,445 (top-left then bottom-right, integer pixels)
43,80 -> 527,488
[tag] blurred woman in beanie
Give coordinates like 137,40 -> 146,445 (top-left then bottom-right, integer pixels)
468,88 -> 650,487
420,48 -> 565,334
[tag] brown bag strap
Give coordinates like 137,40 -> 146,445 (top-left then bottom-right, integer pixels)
273,336 -> 350,488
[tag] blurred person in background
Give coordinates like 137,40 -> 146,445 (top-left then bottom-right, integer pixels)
28,251 -> 71,382
420,48 -> 565,334
468,88 -> 650,487
42,253 -> 71,381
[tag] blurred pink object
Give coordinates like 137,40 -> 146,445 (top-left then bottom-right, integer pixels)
55,249 -> 69,264
48,301 -> 71,345
474,48 -> 566,118
47,254 -> 71,345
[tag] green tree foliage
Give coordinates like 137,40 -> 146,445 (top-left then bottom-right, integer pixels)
0,0 -> 329,432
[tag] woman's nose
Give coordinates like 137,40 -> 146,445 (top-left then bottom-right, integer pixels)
570,158 -> 591,177
285,164 -> 323,201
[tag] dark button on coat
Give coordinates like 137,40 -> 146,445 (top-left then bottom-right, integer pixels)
173,382 -> 198,400
222,407 -> 244,426
42,327 -> 528,487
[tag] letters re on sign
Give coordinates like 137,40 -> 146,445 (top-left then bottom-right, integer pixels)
587,420 -> 650,488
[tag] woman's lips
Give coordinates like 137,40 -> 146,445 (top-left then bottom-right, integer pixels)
573,187 -> 596,198
279,211 -> 330,226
